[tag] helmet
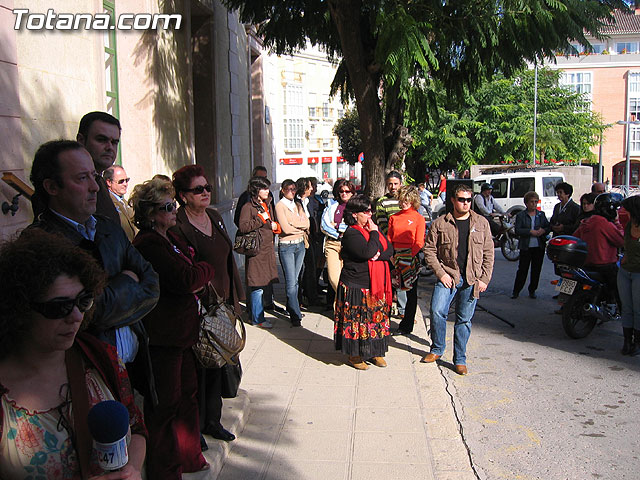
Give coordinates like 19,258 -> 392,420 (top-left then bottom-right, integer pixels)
480,183 -> 493,192
594,193 -> 623,221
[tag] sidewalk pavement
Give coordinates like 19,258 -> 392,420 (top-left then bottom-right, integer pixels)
187,275 -> 478,480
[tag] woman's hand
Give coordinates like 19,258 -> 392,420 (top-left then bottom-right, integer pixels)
367,218 -> 378,231
271,221 -> 278,231
371,250 -> 381,261
258,211 -> 269,221
89,464 -> 142,480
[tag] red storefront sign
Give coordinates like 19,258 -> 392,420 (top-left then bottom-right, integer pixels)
337,156 -> 346,163
308,157 -> 319,164
280,157 -> 303,165
321,156 -> 332,164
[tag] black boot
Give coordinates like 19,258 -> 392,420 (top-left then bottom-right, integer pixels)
632,330 -> 640,356
622,328 -> 634,355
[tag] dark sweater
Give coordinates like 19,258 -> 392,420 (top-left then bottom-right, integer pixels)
339,226 -> 394,288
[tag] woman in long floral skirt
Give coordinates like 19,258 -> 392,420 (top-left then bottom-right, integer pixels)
334,195 -> 394,369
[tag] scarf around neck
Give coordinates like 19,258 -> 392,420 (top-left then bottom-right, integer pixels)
352,224 -> 392,306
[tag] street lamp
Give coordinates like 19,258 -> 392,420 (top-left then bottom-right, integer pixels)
617,117 -> 640,194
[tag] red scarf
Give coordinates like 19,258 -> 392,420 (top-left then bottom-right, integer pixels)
352,225 -> 392,306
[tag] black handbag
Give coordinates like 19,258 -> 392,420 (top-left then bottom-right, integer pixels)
233,229 -> 261,256
220,358 -> 242,398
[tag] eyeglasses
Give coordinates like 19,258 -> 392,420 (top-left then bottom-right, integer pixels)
455,197 -> 473,203
157,201 -> 177,213
360,208 -> 372,214
339,190 -> 353,194
284,186 -> 297,192
31,290 -> 94,319
185,184 -> 212,195
116,177 -> 130,185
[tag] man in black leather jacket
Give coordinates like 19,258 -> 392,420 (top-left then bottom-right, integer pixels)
28,140 -> 160,404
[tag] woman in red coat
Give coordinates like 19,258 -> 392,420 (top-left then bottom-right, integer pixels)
388,186 -> 426,335
131,177 -> 214,479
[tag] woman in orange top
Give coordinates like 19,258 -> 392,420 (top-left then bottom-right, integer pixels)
388,185 -> 426,335
238,177 -> 282,328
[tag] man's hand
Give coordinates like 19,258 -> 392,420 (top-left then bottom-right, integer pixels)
122,270 -> 139,283
439,273 -> 454,289
478,280 -> 488,293
551,223 -> 563,233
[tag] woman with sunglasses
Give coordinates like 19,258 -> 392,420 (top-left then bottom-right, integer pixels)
321,179 -> 355,308
0,229 -> 147,479
238,176 -> 282,328
130,177 -> 214,479
275,179 -> 310,326
335,195 -> 394,369
171,164 -> 244,445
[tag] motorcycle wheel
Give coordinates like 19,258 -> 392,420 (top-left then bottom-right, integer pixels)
500,235 -> 520,261
561,290 -> 598,339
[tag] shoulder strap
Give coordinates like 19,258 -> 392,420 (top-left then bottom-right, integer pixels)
66,346 -> 92,480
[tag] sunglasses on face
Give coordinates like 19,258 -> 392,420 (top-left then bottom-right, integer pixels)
340,190 -> 352,194
157,201 -> 177,213
31,290 -> 94,319
116,177 -> 130,184
185,184 -> 212,195
455,197 -> 473,203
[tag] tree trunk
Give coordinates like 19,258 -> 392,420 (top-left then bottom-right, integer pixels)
328,0 -> 386,200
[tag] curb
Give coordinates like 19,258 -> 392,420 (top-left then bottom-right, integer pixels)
183,388 -> 251,479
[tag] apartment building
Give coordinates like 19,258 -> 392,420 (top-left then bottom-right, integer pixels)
263,44 -> 362,186
549,8 -> 640,188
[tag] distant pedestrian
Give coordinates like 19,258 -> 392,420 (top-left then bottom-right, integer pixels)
511,191 -> 550,300
438,173 -> 447,203
422,183 -> 494,375
335,195 -> 394,370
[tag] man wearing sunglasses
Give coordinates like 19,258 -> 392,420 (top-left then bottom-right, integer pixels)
28,139 -> 160,404
76,111 -> 122,226
104,165 -> 137,241
422,183 -> 494,375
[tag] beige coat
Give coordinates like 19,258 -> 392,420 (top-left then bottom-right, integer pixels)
423,210 -> 494,298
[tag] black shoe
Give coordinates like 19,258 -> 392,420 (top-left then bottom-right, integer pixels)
552,294 -> 559,300
291,318 -> 301,327
204,427 -> 235,442
391,328 -> 410,336
510,293 -> 518,299
529,292 -> 537,299
200,434 -> 209,451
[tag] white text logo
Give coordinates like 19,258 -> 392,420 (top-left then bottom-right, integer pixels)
13,9 -> 182,31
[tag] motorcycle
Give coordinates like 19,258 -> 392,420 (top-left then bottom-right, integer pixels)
494,213 -> 519,262
547,235 -> 619,339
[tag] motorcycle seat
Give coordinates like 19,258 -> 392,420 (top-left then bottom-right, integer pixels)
582,269 -> 606,283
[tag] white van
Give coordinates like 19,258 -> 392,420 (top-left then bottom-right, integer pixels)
472,170 -> 565,218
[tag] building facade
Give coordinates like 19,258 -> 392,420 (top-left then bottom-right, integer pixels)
550,8 -> 640,189
0,0 -> 268,238
263,44 -> 361,187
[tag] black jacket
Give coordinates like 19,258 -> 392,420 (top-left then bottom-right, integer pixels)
514,209 -> 550,251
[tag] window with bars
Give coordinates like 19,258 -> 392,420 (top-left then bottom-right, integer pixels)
628,73 -> 640,155
283,83 -> 304,150
560,72 -> 592,111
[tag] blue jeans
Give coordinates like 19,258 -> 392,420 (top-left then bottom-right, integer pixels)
250,286 -> 265,325
618,266 -> 640,329
429,278 -> 477,365
279,241 -> 305,321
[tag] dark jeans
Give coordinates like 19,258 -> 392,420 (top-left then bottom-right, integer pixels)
397,280 -> 419,333
586,262 -> 620,307
198,366 -> 223,432
484,215 -> 500,237
512,247 -> 544,295
300,241 -> 321,303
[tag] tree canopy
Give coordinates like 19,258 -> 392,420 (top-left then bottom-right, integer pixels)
406,68 -> 607,174
222,0 -> 627,198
